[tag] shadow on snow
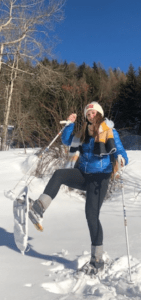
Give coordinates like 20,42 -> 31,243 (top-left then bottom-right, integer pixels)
0,227 -> 77,270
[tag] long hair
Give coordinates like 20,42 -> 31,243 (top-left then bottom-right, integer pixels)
77,112 -> 105,143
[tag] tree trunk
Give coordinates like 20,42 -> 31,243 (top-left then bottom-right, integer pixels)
1,59 -> 17,150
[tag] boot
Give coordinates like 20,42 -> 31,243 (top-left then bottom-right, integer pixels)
29,194 -> 52,231
90,245 -> 104,272
76,245 -> 104,277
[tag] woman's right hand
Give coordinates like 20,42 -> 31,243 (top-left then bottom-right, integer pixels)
67,113 -> 77,123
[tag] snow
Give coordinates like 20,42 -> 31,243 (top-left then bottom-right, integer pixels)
0,148 -> 141,300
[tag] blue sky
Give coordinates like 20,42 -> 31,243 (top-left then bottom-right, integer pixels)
54,0 -> 141,73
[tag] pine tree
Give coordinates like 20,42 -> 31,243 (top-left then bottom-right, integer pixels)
113,64 -> 137,132
136,67 -> 141,134
76,62 -> 86,79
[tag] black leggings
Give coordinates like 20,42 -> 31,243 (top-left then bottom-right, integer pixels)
44,168 -> 111,246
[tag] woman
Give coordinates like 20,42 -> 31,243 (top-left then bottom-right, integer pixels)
29,101 -> 128,276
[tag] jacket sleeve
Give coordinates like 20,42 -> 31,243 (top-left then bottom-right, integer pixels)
113,129 -> 128,165
61,123 -> 75,146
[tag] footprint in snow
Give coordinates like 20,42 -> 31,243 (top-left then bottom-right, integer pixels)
41,261 -> 65,272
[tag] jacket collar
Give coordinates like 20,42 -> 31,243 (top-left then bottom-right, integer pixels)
99,121 -> 110,133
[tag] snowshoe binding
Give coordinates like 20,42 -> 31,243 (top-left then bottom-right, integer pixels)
28,199 -> 44,232
75,259 -> 104,278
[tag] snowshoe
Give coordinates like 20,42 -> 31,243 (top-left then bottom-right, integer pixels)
75,259 -> 104,278
13,186 -> 29,254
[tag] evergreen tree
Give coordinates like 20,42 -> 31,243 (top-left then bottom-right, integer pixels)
136,67 -> 141,134
92,62 -> 99,74
112,64 -> 137,131
76,62 -> 86,79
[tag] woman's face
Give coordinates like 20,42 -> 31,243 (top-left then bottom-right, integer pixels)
86,109 -> 97,123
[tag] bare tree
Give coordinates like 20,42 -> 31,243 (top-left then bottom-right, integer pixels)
0,0 -> 65,150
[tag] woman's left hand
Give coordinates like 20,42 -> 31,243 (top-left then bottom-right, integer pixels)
67,113 -> 77,123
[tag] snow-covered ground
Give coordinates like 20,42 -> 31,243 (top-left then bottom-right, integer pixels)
0,149 -> 141,300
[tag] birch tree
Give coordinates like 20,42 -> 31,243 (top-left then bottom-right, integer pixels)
0,0 -> 65,150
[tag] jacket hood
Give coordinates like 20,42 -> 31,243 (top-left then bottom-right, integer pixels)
104,118 -> 114,129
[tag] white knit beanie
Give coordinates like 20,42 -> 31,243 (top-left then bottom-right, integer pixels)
84,102 -> 104,118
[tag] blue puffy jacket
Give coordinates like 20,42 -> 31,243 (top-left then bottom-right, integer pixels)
61,123 -> 128,174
